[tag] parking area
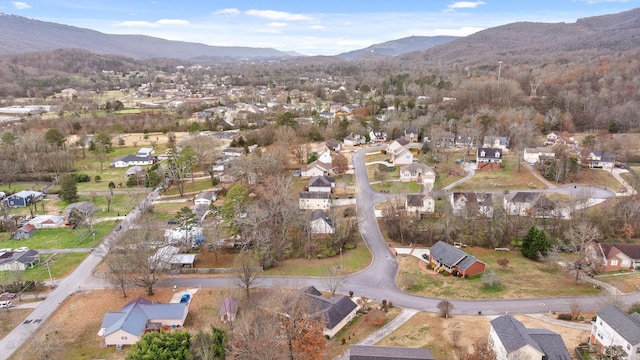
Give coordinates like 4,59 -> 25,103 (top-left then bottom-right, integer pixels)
169,288 -> 199,304
394,247 -> 430,261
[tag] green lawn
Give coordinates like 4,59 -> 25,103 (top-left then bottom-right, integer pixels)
264,240 -> 372,276
397,247 -> 602,299
373,181 -> 423,194
0,222 -> 114,250
163,179 -> 216,196
43,192 -> 145,219
20,252 -> 88,282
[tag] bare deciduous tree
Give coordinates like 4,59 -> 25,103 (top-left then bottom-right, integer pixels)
235,249 -> 261,299
438,299 -> 454,319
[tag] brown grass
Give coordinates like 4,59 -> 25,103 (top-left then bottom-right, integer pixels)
0,308 -> 32,339
596,271 -> 640,293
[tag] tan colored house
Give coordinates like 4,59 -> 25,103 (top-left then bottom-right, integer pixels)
399,163 -> 436,191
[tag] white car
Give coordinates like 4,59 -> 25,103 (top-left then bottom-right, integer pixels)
0,301 -> 12,308
0,248 -> 12,253
15,247 -> 29,252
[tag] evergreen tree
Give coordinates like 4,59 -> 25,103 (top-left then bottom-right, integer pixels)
126,331 -> 191,360
521,226 -> 549,260
59,173 -> 79,203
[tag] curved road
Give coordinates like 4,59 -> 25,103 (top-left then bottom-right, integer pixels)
0,148 -> 634,360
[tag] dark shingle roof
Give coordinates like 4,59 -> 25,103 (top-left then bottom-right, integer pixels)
406,194 -> 426,207
310,209 -> 333,227
349,345 -> 435,360
309,176 -> 335,187
295,286 -> 357,330
528,329 -> 571,360
600,243 -> 640,260
429,241 -> 483,270
299,191 -> 331,200
597,305 -> 640,345
490,315 -> 544,355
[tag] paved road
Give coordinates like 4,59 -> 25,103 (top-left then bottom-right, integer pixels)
0,188 -> 161,360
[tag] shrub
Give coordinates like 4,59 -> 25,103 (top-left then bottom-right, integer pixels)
94,175 -> 101,182
71,173 -> 91,183
557,313 -> 573,321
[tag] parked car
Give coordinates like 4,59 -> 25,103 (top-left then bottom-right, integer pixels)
15,247 -> 29,252
180,294 -> 191,303
422,253 -> 429,260
167,219 -> 178,225
0,292 -> 17,300
0,300 -> 12,308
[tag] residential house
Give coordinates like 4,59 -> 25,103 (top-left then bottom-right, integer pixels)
150,246 -> 197,269
325,139 -> 342,152
405,194 -> 435,215
369,131 -> 388,143
110,154 -> 154,168
136,148 -> 155,157
299,192 -> 331,210
544,131 -> 560,145
65,201 -> 97,220
301,161 -> 331,178
392,147 -> 415,166
477,147 -> 503,169
590,305 -> 640,358
455,133 -> 475,148
219,297 -> 239,323
308,176 -> 336,193
598,243 -> 640,271
164,227 -> 204,247
3,190 -> 44,208
194,191 -> 217,206
436,132 -> 456,148
12,224 -> 35,239
386,138 -> 410,154
404,129 -> 419,142
98,297 -> 189,346
343,133 -> 365,147
483,136 -> 510,151
583,150 -> 616,169
490,314 -> 571,360
0,249 -> 40,271
295,286 -> 359,338
223,147 -> 245,157
450,192 -> 494,218
309,209 -> 334,236
399,163 -> 436,191
349,345 -> 435,360
26,215 -> 64,229
504,192 -> 559,218
317,148 -> 334,164
125,166 -> 145,178
523,147 -> 556,164
428,241 -> 486,277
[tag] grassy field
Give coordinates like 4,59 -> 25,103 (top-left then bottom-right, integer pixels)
595,271 -> 640,293
579,168 -> 624,190
163,178 -> 216,196
0,222 -> 114,249
396,247 -> 601,299
265,240 -> 372,276
372,181 -> 423,194
22,252 -> 88,281
454,156 -> 545,191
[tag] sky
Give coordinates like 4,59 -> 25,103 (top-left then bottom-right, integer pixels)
1,0 -> 640,55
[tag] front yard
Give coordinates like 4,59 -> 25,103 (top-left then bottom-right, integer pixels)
396,247 -> 602,299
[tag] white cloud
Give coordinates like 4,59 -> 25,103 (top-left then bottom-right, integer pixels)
156,19 -> 190,26
254,28 -> 282,34
447,1 -> 487,10
267,22 -> 287,27
115,19 -> 190,28
245,9 -> 312,21
309,25 -> 324,29
213,8 -> 240,16
12,2 -> 31,10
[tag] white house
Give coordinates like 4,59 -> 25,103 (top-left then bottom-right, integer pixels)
308,176 -> 335,193
476,147 -> 503,168
490,315 -> 570,360
0,249 -> 40,271
343,133 -> 365,147
299,192 -> 331,210
301,161 -> 331,178
369,131 -> 388,143
309,209 -> 334,236
399,163 -> 436,191
483,136 -> 510,151
392,147 -> 415,166
590,305 -> 640,359
317,149 -> 333,164
297,286 -> 359,338
164,227 -> 204,247
523,147 -> 556,164
504,192 -> 559,218
26,215 -> 64,229
406,194 -> 435,215
194,191 -> 217,206
136,148 -> 155,157
450,192 -> 494,218
111,155 -> 154,168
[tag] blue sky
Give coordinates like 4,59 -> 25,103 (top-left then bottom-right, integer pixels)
1,0 -> 639,55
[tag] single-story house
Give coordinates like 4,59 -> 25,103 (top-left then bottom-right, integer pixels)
503,192 -> 559,218
299,191 -> 331,210
65,201 -> 97,220
301,160 -> 331,178
98,297 -> 189,346
369,131 -> 388,143
12,224 -> 35,239
26,215 -> 65,229
194,191 -> 217,206
490,314 -> 570,360
598,243 -> 640,271
406,194 -> 435,215
125,166 -> 145,178
223,147 -> 245,157
110,154 -> 154,168
583,150 -> 615,169
325,139 -> 342,152
349,345 -> 435,360
3,190 -> 44,208
477,147 -> 503,169
164,227 -> 203,247
450,192 -> 494,218
150,246 -> 196,269
590,305 -> 640,357
523,147 -> 556,164
308,176 -> 336,193
219,297 -> 239,323
309,209 -> 334,236
428,241 -> 486,277
296,286 -> 359,338
0,249 -> 40,271
483,136 -> 510,151
343,133 -> 365,147
136,148 -> 155,157
399,163 -> 436,191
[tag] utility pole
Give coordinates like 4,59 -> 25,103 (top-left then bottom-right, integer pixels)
46,258 -> 54,288
497,61 -> 503,104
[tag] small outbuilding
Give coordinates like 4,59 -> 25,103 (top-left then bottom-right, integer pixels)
219,297 -> 239,323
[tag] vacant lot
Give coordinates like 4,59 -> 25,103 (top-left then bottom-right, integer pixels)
596,271 -> 640,293
396,247 -> 601,299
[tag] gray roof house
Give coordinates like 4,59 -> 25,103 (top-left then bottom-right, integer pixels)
349,345 -> 435,360
590,305 -> 640,357
65,201 -> 97,220
428,241 -> 486,277
483,136 -> 510,150
0,249 -> 40,271
296,286 -> 359,338
98,297 -> 189,346
490,315 -> 570,360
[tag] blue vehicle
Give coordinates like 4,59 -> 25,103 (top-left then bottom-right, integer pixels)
180,294 -> 190,303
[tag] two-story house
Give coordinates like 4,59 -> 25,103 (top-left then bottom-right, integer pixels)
477,147 -> 503,169
590,305 -> 640,359
490,315 -> 571,360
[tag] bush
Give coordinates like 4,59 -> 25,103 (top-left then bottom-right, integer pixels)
71,173 -> 91,183
94,175 -> 101,182
557,313 -> 573,321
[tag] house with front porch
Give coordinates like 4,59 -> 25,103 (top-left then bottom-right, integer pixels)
428,241 -> 485,277
399,163 -> 436,191
477,147 -> 503,169
598,243 -> 640,271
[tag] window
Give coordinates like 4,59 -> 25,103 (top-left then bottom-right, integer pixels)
121,336 -> 128,340
622,260 -> 630,266
611,260 -> 619,266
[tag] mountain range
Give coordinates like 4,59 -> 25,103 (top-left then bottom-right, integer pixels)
1,7 -> 640,63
